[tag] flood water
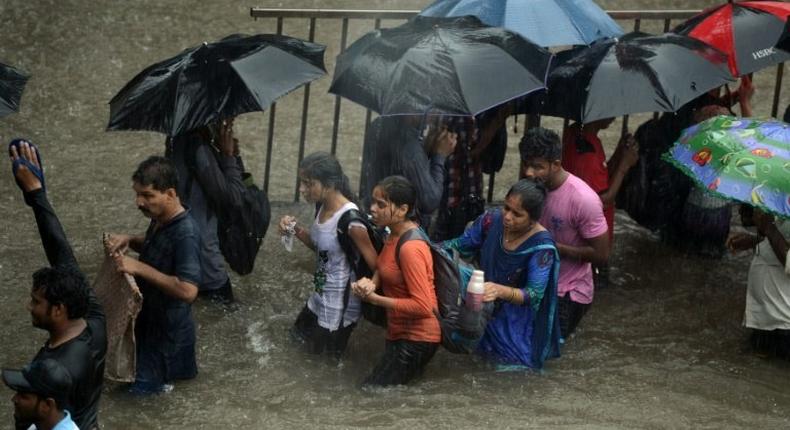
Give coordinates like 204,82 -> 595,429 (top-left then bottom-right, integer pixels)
1,0 -> 789,428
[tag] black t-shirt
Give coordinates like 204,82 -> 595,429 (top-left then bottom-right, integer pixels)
32,292 -> 107,430
18,190 -> 108,430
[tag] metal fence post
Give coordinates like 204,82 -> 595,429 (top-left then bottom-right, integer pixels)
263,17 -> 283,193
330,18 -> 350,155
294,17 -> 317,202
247,8 -> 790,205
771,63 -> 785,119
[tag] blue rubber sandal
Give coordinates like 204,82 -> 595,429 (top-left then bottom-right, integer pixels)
8,138 -> 46,193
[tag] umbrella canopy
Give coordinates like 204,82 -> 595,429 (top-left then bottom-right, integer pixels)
420,0 -> 623,47
663,115 -> 790,218
673,1 -> 790,77
778,19 -> 790,52
0,61 -> 29,119
329,15 -> 552,117
541,32 -> 735,124
107,33 -> 326,136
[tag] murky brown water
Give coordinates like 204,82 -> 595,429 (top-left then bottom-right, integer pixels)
1,0 -> 789,428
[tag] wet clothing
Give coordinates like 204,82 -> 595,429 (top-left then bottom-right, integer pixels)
378,231 -> 441,343
291,305 -> 356,359
306,202 -> 363,331
743,222 -> 790,331
540,174 -> 608,305
443,210 -> 561,369
433,116 -> 485,241
558,293 -> 590,338
22,190 -> 106,430
562,125 -> 614,239
363,339 -> 439,386
364,228 -> 440,385
620,115 -> 691,232
169,135 -> 244,293
360,117 -> 447,224
134,209 -> 201,391
443,117 -> 482,210
673,187 -> 732,258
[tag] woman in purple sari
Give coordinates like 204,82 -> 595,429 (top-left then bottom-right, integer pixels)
443,179 -> 561,369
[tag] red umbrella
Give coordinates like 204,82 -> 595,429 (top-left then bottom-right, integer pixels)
673,1 -> 790,77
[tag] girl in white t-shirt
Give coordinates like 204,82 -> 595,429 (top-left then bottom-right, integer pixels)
278,152 -> 379,360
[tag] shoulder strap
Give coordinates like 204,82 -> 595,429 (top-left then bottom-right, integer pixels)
336,207 -> 369,323
336,207 -> 362,251
395,228 -> 426,268
337,207 -> 363,232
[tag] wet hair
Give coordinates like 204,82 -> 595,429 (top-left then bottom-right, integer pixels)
299,152 -> 356,202
375,175 -> 419,221
132,156 -> 178,192
783,104 -> 790,123
506,179 -> 547,220
32,267 -> 89,319
519,127 -> 562,163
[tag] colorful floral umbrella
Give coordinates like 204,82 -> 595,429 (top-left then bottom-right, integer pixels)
663,115 -> 790,218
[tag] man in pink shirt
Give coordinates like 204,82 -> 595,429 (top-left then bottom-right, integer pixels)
519,127 -> 610,338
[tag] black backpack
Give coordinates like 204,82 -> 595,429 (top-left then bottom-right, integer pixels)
218,173 -> 271,275
184,142 -> 271,275
395,228 -> 492,354
336,208 -> 387,327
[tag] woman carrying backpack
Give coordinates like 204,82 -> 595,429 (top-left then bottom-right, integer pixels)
352,175 -> 441,386
278,152 -> 378,360
443,179 -> 561,370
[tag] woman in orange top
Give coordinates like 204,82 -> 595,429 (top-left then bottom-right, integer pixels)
352,175 -> 441,386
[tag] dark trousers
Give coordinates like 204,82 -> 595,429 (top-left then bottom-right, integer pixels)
198,278 -> 235,304
558,293 -> 590,339
592,263 -> 609,290
363,339 -> 439,386
751,329 -> 790,359
291,306 -> 356,360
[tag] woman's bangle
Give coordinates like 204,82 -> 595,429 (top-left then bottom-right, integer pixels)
510,287 -> 518,303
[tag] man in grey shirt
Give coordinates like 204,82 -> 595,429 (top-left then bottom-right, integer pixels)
360,116 -> 457,226
167,119 -> 245,304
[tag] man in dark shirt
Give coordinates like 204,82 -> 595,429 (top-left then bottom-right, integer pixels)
360,116 -> 457,226
9,140 -> 107,430
167,118 -> 244,304
107,156 -> 201,394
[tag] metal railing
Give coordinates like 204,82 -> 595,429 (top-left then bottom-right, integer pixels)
250,7 -> 786,203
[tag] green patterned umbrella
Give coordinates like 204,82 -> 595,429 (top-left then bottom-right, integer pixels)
663,115 -> 790,218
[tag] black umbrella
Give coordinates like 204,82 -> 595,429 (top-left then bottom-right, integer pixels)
0,61 -> 29,119
329,15 -> 551,116
107,34 -> 326,136
541,32 -> 736,124
778,19 -> 790,53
